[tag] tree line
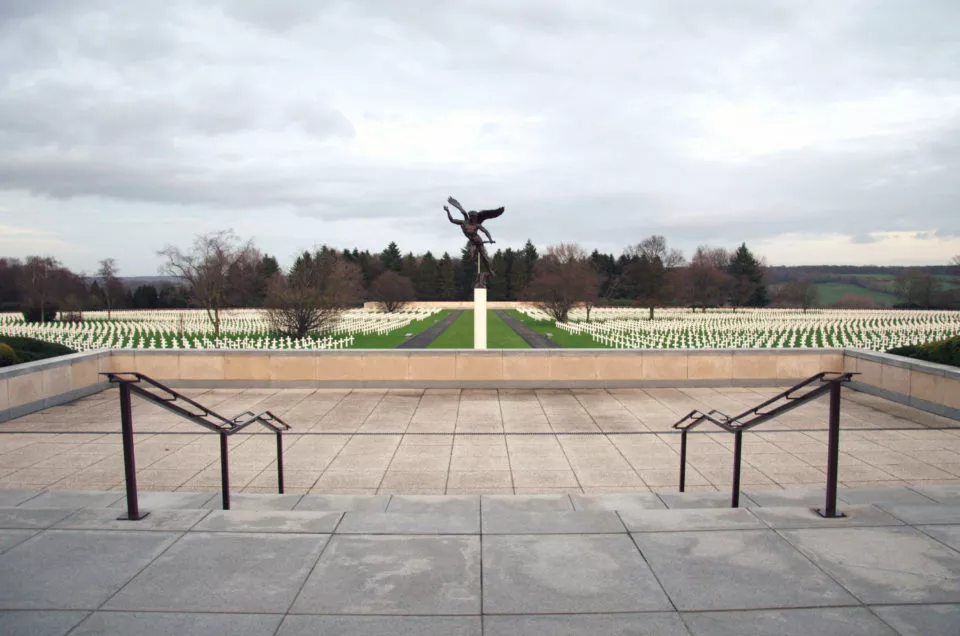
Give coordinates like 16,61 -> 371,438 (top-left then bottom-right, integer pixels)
3,233 -> 957,336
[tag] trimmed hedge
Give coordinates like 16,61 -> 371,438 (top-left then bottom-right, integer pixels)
888,336 -> 960,369
0,336 -> 76,364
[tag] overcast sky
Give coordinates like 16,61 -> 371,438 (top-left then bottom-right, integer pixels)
1,0 -> 959,275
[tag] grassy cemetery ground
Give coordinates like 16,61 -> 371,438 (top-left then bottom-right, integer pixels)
348,310 -> 451,348
2,307 -> 958,352
504,310 -> 613,348
428,310 -> 531,349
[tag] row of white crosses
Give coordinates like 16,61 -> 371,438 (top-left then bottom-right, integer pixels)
516,307 -> 960,351
0,307 -> 441,352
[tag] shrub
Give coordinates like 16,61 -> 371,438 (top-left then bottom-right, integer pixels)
21,305 -> 59,323
0,343 -> 18,367
0,336 -> 75,363
888,336 -> 960,368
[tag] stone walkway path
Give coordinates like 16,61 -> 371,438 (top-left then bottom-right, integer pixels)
495,310 -> 559,348
1,387 -> 958,495
396,310 -> 463,348
1,486 -> 959,634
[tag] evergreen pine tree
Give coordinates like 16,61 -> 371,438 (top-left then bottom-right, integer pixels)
380,242 -> 402,272
727,243 -> 768,307
438,252 -> 456,300
417,251 -> 441,300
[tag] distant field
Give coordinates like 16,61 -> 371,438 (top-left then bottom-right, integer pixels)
813,283 -> 900,307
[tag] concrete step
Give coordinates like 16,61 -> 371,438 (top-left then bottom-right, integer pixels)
3,487 -> 960,537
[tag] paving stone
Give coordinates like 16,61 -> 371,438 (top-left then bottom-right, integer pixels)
682,607 -> 897,636
483,534 -> 671,613
194,510 -> 341,533
70,612 -> 282,636
108,491 -> 217,510
0,490 -> 42,507
632,529 -> 855,611
882,504 -> 960,525
744,486 -> 835,507
0,508 -> 73,529
871,603 -> 960,636
0,530 -> 38,556
54,508 -> 209,531
910,485 -> 960,505
277,615 -> 481,636
291,535 -> 480,615
917,524 -> 960,551
0,610 -> 89,636
482,510 -> 625,534
620,507 -> 763,532
203,493 -> 303,510
750,505 -> 903,529
484,613 -> 689,636
17,491 -> 123,510
294,494 -> 390,512
658,491 -> 758,509
386,494 -> 479,514
481,494 -> 572,512
0,530 -> 180,609
337,511 -> 479,534
105,532 -> 329,613
782,526 -> 960,604
570,493 -> 666,511
838,486 -> 936,506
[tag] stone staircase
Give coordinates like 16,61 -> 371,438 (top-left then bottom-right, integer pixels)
2,485 -> 959,536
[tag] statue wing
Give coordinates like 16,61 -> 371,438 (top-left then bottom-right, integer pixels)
477,207 -> 504,223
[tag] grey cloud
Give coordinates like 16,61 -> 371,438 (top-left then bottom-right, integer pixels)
0,0 -> 959,271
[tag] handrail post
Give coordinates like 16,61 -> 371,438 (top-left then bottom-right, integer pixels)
731,429 -> 743,508
679,429 -> 688,492
817,380 -> 846,518
118,382 -> 148,521
220,432 -> 230,510
276,430 -> 285,495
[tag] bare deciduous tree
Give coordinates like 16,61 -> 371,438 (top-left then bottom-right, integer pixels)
266,253 -> 363,338
159,230 -> 259,338
19,256 -> 61,323
682,246 -> 732,312
524,243 -> 599,322
371,270 -> 416,313
96,258 -> 122,319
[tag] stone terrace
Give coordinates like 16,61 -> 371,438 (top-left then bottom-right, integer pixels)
1,386 -> 958,495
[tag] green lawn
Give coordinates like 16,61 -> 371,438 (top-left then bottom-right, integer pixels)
346,310 -> 451,348
428,310 -> 473,348
813,283 -> 899,307
488,310 -> 530,348
504,310 -> 611,348
427,310 -> 531,349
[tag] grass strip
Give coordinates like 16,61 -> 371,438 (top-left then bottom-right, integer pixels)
504,310 -> 612,348
347,310 -> 451,348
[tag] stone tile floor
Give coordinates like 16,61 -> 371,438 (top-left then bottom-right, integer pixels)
1,487 -> 960,634
1,386 -> 958,496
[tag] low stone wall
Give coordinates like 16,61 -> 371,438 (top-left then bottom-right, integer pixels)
0,351 -> 113,422
106,348 -> 842,389
844,349 -> 960,420
2,347 -> 956,423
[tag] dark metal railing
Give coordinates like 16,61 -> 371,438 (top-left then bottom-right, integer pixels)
103,372 -> 292,520
673,372 -> 856,517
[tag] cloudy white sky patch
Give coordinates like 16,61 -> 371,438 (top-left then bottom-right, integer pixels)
1,0 -> 959,274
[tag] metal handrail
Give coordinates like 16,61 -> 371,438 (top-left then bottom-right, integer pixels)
673,372 -> 856,516
102,372 -> 292,520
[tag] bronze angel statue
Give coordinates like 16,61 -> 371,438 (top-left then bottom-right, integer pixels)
444,196 -> 505,288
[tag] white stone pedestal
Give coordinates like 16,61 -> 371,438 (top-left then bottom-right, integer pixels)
474,287 -> 487,350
